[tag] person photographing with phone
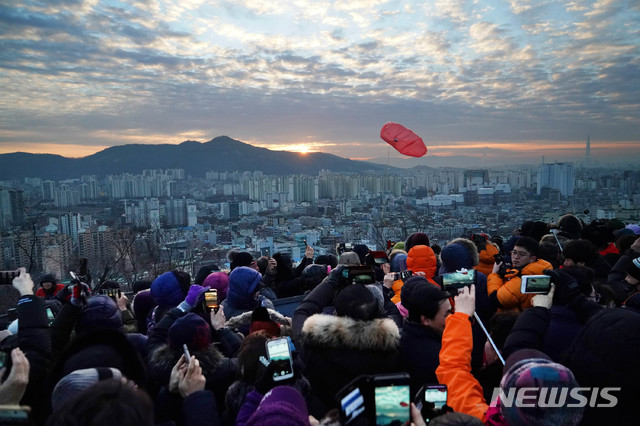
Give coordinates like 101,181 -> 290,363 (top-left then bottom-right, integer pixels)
488,237 -> 553,312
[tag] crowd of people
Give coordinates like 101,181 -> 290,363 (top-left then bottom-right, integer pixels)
0,214 -> 639,425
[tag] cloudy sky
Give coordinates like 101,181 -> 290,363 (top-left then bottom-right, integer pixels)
1,0 -> 639,167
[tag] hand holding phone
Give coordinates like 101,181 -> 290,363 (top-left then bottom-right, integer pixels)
265,337 -> 294,381
183,344 -> 191,364
521,275 -> 552,294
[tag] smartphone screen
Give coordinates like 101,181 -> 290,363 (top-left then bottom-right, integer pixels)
521,275 -> 552,294
374,383 -> 410,426
424,386 -> 447,410
266,337 -> 294,381
46,307 -> 55,325
204,289 -> 218,310
442,269 -> 476,291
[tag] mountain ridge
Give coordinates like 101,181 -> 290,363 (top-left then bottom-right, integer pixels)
0,136 -> 392,180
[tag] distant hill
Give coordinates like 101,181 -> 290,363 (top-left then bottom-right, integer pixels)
0,136 -> 392,180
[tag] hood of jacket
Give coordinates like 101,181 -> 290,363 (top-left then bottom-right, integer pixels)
440,238 -> 479,272
301,314 -> 399,352
227,267 -> 263,309
406,245 -> 437,279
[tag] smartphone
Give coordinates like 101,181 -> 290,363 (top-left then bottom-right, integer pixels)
342,266 -> 376,285
520,275 -> 552,294
0,270 -> 19,285
266,337 -> 294,381
441,269 -> 476,291
415,384 -> 448,423
0,351 -> 7,369
100,288 -> 120,298
394,270 -> 413,281
46,307 -> 55,326
373,373 -> 411,426
203,289 -> 218,313
0,406 -> 30,424
183,344 -> 191,363
337,377 -> 369,425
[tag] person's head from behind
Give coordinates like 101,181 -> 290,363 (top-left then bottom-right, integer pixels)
334,284 -> 378,321
401,276 -> 452,335
562,239 -> 598,267
47,378 -> 154,426
625,257 -> 640,289
499,349 -> 584,425
511,237 -> 539,268
237,330 -> 270,383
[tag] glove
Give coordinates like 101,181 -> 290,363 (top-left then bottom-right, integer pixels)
544,269 -> 580,305
70,282 -> 91,307
178,285 -> 210,312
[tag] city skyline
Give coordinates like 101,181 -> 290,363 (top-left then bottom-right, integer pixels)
1,1 -> 639,165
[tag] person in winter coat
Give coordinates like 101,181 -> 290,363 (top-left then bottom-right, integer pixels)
35,274 -> 65,300
221,267 -> 275,325
487,237 -> 553,311
435,285 -> 584,425
292,267 -> 401,418
398,276 -> 452,394
390,232 -> 438,304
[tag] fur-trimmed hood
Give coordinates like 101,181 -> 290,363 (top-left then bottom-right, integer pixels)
224,307 -> 293,336
147,343 -> 224,387
300,314 -> 400,352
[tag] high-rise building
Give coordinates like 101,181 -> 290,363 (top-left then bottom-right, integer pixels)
59,212 -> 81,246
0,188 -> 25,229
537,163 -> 574,196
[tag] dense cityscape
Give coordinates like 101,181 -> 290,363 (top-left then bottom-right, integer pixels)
0,156 -> 638,289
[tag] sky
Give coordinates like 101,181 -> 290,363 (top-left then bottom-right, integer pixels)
1,0 -> 639,168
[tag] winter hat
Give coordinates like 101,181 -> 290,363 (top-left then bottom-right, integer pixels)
76,295 -> 122,334
334,283 -> 377,321
168,313 -> 211,351
627,257 -> 640,282
558,214 -> 583,239
401,276 -> 451,322
194,263 -> 220,285
392,241 -> 405,251
500,350 -> 583,425
405,232 -> 430,252
440,240 -> 477,272
39,273 -> 57,286
227,266 -> 263,309
338,252 -> 360,266
228,249 -> 255,271
626,224 -> 640,235
151,271 -> 190,307
203,272 -> 229,302
301,264 -> 328,287
389,250 -> 408,273
314,254 -> 338,269
51,367 -> 123,411
246,386 -> 311,426
352,244 -> 370,265
132,290 -> 156,323
249,307 -> 281,337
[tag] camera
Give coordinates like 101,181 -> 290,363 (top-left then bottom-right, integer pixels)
341,266 -> 376,286
494,253 -> 511,277
337,242 -> 354,256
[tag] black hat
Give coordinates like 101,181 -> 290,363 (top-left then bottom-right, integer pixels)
401,276 -> 451,322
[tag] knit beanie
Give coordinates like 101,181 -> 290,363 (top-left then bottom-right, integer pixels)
389,251 -> 408,273
405,232 -> 430,252
203,272 -> 230,302
168,313 -> 211,351
246,386 -> 311,426
194,263 -> 220,285
392,241 -> 405,251
132,290 -> 156,323
76,295 -> 122,334
39,273 -> 57,287
151,271 -> 189,307
627,257 -> 640,282
51,368 -> 122,411
314,254 -> 338,269
338,252 -> 360,266
440,242 -> 475,272
500,350 -> 584,425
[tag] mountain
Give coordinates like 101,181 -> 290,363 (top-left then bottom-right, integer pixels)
0,136 -> 391,180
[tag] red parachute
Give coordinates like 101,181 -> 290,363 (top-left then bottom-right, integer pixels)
380,122 -> 427,158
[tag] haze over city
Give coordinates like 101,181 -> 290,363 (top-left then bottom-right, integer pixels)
1,0 -> 639,166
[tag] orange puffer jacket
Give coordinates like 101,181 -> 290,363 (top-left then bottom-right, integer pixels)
391,245 -> 438,304
487,259 -> 553,311
476,243 -> 499,276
